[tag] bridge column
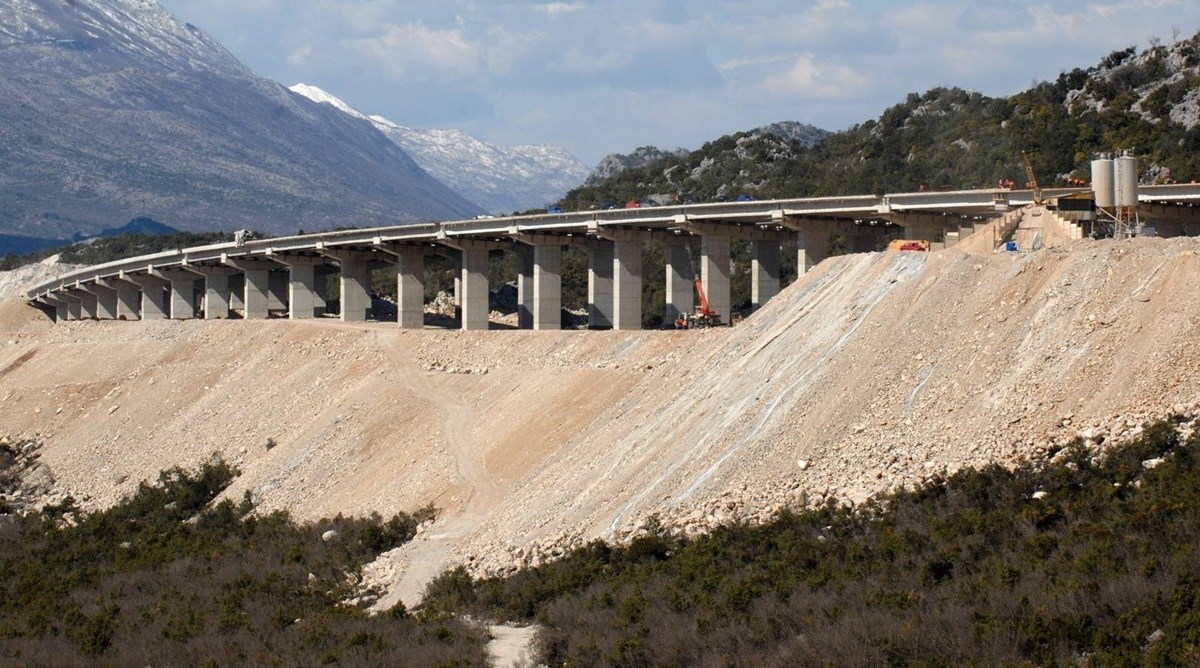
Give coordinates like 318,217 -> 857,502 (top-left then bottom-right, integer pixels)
797,227 -> 830,275
69,287 -> 99,319
99,277 -> 141,320
271,255 -> 324,320
512,234 -> 564,331
700,233 -> 731,325
396,247 -> 426,329
41,295 -> 69,322
57,291 -> 83,321
582,240 -> 613,329
319,250 -> 373,322
664,236 -> 692,325
184,266 -> 236,319
124,273 -> 169,320
515,245 -> 533,329
612,239 -> 642,331
222,256 -> 283,320
751,240 -> 780,311
151,268 -> 201,319
80,282 -> 118,319
461,248 -> 490,331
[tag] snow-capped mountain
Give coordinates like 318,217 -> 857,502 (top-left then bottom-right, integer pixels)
0,0 -> 480,241
291,84 -> 591,214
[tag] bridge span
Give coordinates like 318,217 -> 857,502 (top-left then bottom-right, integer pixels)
24,184 -> 1200,329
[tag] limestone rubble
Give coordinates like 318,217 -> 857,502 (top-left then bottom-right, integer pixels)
1,214 -> 1198,606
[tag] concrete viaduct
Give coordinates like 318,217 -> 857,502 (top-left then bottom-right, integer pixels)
25,184 -> 1200,329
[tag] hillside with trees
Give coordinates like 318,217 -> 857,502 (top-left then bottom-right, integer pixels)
561,32 -> 1200,209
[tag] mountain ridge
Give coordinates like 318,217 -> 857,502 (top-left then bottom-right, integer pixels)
0,0 -> 481,240
291,83 -> 590,214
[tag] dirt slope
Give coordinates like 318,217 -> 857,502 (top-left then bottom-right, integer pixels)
2,211 -> 1198,606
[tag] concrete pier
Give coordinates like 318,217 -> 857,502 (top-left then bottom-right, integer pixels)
80,282 -> 118,320
319,250 -> 372,322
700,233 -> 731,324
185,266 -> 236,319
532,243 -> 562,330
798,227 -> 830,274
612,239 -> 642,330
58,291 -> 83,321
585,240 -> 613,329
69,287 -> 99,319
664,236 -> 692,324
125,273 -> 170,320
378,244 -> 425,329
273,255 -> 324,320
460,248 -> 489,331
42,296 -> 68,322
515,245 -> 533,330
267,270 -> 289,313
99,278 -> 141,320
151,268 -> 201,319
751,240 -> 780,312
221,257 -> 276,319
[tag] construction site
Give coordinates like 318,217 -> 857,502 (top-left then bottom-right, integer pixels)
2,184 -> 1200,611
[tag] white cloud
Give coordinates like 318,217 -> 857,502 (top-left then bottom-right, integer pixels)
357,22 -> 481,80
536,2 -> 586,16
761,53 -> 868,99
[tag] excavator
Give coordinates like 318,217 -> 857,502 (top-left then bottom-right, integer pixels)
673,261 -> 723,329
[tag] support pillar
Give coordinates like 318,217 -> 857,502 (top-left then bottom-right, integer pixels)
612,239 -> 642,330
798,227 -> 830,275
460,248 -> 489,331
58,292 -> 82,321
222,256 -> 280,320
80,282 -> 118,320
42,296 -> 69,322
319,250 -> 374,322
751,240 -> 780,311
100,278 -> 141,320
532,243 -> 562,330
700,234 -> 731,325
152,268 -> 201,319
185,266 -> 236,319
124,274 -> 169,320
586,240 -> 613,329
271,255 -> 325,320
396,247 -> 425,329
69,287 -> 99,319
515,245 -> 534,330
664,236 -> 692,324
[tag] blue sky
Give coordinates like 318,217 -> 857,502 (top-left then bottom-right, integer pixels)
158,0 -> 1200,166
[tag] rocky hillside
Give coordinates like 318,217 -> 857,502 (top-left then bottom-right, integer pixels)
564,31 -> 1200,208
2,218 -> 1198,606
289,84 -> 590,215
0,0 -> 480,242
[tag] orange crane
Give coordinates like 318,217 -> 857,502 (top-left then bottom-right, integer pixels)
692,277 -> 721,327
1021,150 -> 1044,206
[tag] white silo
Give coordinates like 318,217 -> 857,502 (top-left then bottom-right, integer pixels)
1114,154 -> 1139,208
1091,157 -> 1115,209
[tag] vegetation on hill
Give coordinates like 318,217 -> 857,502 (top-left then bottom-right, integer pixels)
0,452 -> 486,665
425,416 -> 1200,666
561,32 -> 1200,210
0,218 -> 236,272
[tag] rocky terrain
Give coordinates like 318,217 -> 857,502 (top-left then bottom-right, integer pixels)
1,210 -> 1198,608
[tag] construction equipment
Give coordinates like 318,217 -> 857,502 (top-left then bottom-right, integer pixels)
1021,150 -> 1044,206
886,239 -> 930,251
673,259 -> 723,329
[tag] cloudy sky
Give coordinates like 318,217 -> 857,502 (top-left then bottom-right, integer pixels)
157,0 -> 1200,166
